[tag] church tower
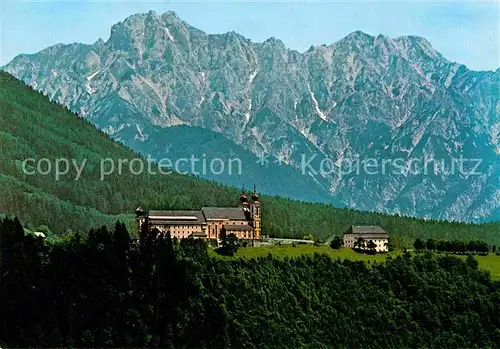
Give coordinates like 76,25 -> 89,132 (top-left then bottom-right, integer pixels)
239,188 -> 250,212
250,185 -> 261,239
135,206 -> 147,233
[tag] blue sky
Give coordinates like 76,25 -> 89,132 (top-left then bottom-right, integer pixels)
1,0 -> 499,71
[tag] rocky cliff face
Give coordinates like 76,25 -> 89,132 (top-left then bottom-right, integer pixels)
4,10 -> 499,222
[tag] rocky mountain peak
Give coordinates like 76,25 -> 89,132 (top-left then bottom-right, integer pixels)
345,30 -> 373,41
3,12 -> 499,223
160,10 -> 182,23
393,35 -> 442,60
107,10 -> 187,52
220,31 -> 248,43
262,36 -> 287,49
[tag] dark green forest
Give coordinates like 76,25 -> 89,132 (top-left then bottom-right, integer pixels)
1,71 -> 500,246
1,217 -> 499,348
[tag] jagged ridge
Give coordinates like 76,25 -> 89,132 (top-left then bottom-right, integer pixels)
3,10 -> 499,222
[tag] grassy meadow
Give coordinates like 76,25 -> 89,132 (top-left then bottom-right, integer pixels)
210,245 -> 500,280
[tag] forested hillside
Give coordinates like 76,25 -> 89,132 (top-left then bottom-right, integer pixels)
1,218 -> 499,348
1,71 -> 499,246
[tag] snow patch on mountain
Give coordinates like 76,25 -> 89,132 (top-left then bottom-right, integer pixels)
86,84 -> 95,95
200,71 -> 207,82
134,124 -> 148,141
86,70 -> 102,95
307,83 -> 327,121
164,27 -> 174,42
245,99 -> 252,122
248,69 -> 258,85
87,70 -> 101,81
244,69 -> 258,124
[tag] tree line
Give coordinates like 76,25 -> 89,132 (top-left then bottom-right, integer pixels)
1,216 -> 499,348
413,238 -> 493,255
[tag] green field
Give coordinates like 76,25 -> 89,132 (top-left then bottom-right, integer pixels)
211,245 -> 500,280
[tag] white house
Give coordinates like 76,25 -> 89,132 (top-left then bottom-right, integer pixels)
343,225 -> 389,252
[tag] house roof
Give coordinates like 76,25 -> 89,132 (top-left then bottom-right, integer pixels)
222,224 -> 254,232
348,225 -> 388,237
348,235 -> 388,240
148,210 -> 205,225
201,207 -> 248,221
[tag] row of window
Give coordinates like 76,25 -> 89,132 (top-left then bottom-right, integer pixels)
162,225 -> 201,230
345,240 -> 386,244
168,232 -> 254,239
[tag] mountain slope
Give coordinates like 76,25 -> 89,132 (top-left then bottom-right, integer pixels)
1,72 -> 500,246
3,11 -> 499,222
113,122 -> 336,203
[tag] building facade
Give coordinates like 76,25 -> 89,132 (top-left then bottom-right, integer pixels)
343,225 -> 389,252
135,188 -> 261,243
147,210 -> 207,240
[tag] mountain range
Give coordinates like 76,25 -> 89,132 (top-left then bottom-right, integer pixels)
3,10 -> 499,222
7,70 -> 500,246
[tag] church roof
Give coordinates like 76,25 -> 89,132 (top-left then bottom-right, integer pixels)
201,207 -> 248,221
222,224 -> 254,232
148,210 -> 205,225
